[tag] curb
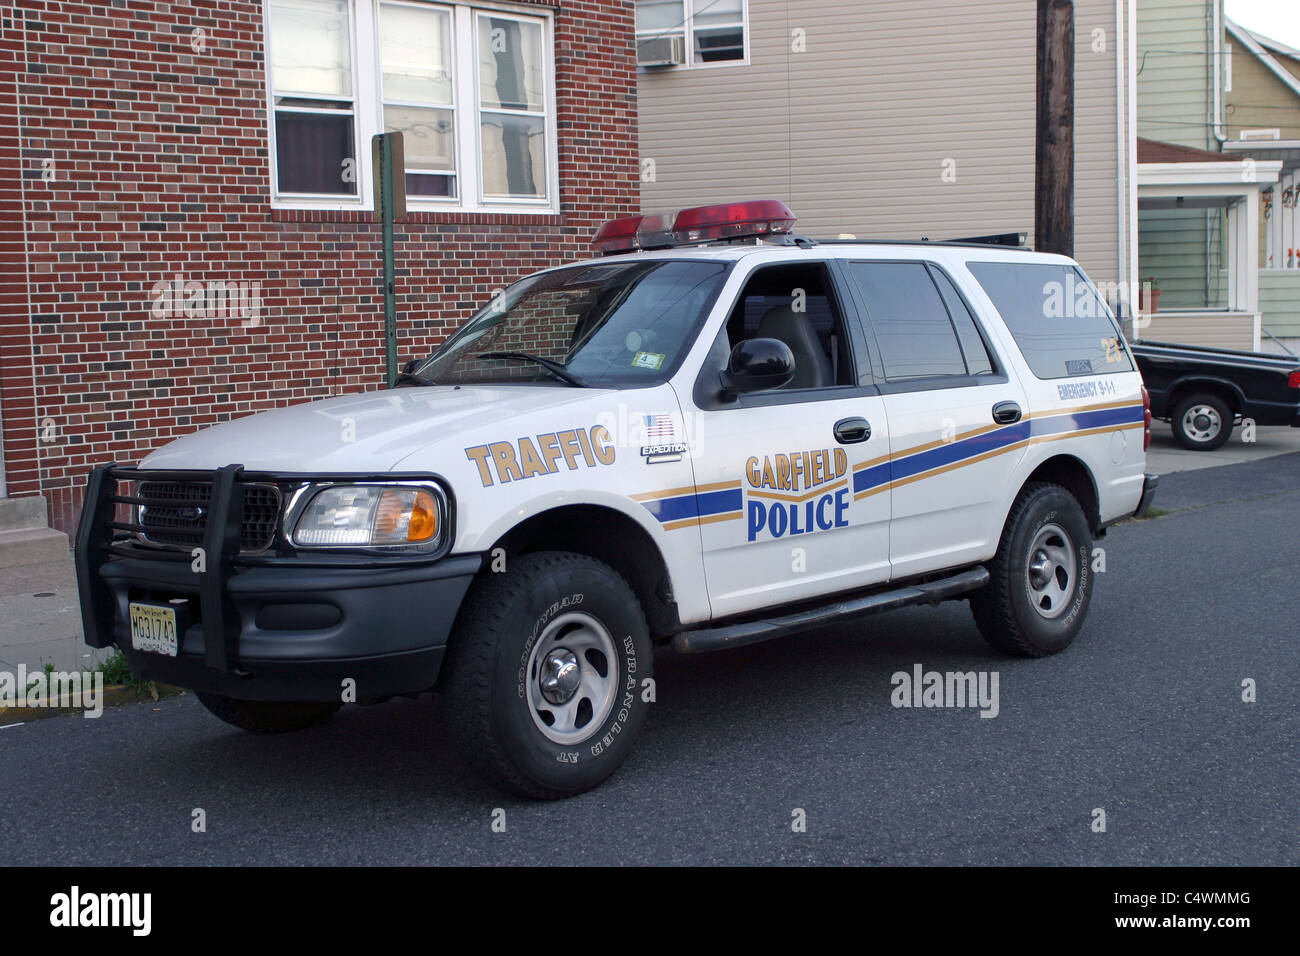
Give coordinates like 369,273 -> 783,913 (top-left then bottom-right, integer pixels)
0,683 -> 185,726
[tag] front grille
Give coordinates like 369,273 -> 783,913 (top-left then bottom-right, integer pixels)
138,481 -> 282,552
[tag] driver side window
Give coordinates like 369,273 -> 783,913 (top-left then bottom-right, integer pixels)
724,263 -> 857,390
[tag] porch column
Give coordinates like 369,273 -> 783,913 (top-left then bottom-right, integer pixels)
1227,201 -> 1242,311
1244,187 -> 1261,315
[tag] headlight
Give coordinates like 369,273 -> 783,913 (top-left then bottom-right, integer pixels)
291,484 -> 444,550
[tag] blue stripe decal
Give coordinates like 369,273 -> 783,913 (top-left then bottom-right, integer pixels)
695,487 -> 743,516
640,487 -> 742,523
1032,404 -> 1144,438
853,461 -> 892,495
889,420 -> 1031,484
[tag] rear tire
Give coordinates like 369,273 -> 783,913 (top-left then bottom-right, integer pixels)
971,482 -> 1093,657
441,551 -> 653,800
196,693 -> 340,733
1171,392 -> 1233,451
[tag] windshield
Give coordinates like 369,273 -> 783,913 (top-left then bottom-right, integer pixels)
407,259 -> 729,388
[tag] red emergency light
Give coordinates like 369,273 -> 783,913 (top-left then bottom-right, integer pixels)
592,213 -> 674,254
592,200 -> 797,255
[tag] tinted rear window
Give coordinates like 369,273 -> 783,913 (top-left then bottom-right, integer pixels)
967,261 -> 1133,379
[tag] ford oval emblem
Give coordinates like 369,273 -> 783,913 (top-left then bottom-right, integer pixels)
178,506 -> 205,521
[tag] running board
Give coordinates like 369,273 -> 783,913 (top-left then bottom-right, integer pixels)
671,566 -> 990,655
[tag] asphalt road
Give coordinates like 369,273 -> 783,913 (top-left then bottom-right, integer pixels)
1,455 -> 1296,866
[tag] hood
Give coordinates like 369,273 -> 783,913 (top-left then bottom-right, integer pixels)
139,385 -> 606,473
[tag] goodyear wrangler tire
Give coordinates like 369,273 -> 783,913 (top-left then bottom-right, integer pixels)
970,482 -> 1093,657
441,551 -> 653,799
195,693 -> 340,733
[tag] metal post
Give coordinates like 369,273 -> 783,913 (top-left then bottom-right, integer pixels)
372,133 -> 406,387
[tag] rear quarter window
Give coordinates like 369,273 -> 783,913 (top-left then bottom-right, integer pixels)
967,261 -> 1133,380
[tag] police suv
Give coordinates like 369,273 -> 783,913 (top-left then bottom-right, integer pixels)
76,200 -> 1158,798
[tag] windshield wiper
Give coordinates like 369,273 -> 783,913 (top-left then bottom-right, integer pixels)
394,370 -> 435,387
475,351 -> 589,387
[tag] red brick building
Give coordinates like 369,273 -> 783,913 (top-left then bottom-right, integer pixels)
0,0 -> 639,533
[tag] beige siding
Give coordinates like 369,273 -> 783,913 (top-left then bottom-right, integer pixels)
1141,310 -> 1255,349
1075,0 -> 1128,289
637,0 -> 1125,286
1226,44 -> 1300,140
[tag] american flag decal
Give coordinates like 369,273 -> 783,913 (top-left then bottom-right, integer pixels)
644,414 -> 674,439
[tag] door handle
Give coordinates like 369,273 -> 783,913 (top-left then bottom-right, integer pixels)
992,401 -> 1022,425
833,417 -> 871,444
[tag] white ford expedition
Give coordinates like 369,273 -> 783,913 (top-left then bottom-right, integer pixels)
75,200 -> 1158,798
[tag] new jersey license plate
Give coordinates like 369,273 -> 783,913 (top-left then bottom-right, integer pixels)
129,602 -> 178,657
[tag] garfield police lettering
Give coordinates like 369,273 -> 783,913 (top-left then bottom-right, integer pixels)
744,448 -> 850,541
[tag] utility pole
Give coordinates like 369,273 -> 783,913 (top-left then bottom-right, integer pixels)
1036,0 -> 1075,257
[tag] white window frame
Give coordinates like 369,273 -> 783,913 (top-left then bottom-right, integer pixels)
378,0 -> 459,201
264,0 -> 558,213
265,0 -> 365,205
472,9 -> 552,206
633,0 -> 749,71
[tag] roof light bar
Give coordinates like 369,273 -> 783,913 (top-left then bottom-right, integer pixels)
591,215 -> 644,255
591,200 -> 798,254
672,200 -> 797,245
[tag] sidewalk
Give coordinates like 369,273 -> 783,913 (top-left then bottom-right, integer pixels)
0,549 -> 111,674
1145,424 -> 1300,475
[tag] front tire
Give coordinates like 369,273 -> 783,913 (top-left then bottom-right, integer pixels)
196,693 -> 340,733
971,482 -> 1093,657
441,551 -> 653,799
1171,392 -> 1233,450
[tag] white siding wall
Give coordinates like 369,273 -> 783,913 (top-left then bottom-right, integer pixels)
637,0 -> 1126,286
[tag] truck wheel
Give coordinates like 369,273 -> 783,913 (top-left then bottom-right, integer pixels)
1171,393 -> 1233,450
441,551 -> 652,799
195,693 -> 340,733
970,482 -> 1093,657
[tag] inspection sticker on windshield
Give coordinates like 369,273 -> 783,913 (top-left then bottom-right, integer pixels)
631,351 -> 665,370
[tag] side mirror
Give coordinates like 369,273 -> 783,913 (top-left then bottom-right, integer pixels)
719,338 -> 795,398
401,358 -> 420,374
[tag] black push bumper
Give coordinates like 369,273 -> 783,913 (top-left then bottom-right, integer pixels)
1135,472 -> 1159,517
74,464 -> 481,702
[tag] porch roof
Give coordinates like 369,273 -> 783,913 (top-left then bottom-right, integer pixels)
1137,138 -> 1281,194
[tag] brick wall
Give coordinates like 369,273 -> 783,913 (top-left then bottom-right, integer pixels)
0,0 -> 639,533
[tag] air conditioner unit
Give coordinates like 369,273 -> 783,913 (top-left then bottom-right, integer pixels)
637,35 -> 685,68
1239,128 -> 1281,141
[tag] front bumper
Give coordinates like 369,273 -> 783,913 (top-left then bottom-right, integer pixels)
75,464 -> 481,702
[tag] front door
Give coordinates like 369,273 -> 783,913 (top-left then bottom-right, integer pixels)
683,260 -> 893,620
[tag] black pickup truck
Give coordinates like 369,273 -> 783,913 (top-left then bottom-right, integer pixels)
1131,341 -> 1300,450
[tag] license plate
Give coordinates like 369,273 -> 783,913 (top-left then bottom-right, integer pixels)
129,603 -> 178,657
